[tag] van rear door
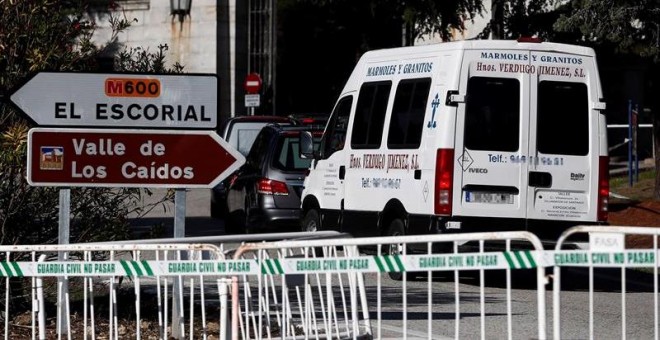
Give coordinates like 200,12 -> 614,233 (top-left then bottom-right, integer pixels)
454,48 -> 600,223
526,51 -> 600,222
453,50 -> 531,219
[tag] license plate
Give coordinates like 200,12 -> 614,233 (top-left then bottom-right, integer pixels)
466,192 -> 514,204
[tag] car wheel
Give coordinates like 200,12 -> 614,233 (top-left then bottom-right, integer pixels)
302,209 -> 320,232
386,218 -> 407,281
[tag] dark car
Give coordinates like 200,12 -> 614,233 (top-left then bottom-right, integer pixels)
225,125 -> 321,234
211,115 -> 297,219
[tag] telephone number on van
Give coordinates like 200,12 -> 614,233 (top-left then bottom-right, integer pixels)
509,155 -> 564,166
361,178 -> 401,189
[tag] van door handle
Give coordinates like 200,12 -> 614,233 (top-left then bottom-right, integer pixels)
414,169 -> 421,180
529,171 -> 552,188
339,166 -> 345,180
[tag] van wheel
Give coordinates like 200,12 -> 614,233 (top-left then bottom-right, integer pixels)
302,209 -> 320,232
386,218 -> 407,281
302,209 -> 325,256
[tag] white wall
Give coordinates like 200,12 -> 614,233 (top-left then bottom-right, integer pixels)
94,0 -> 217,73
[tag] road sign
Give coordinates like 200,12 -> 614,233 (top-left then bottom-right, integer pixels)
27,128 -> 245,188
245,94 -> 261,107
244,73 -> 262,94
10,72 -> 218,129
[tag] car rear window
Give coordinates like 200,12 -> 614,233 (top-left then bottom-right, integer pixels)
273,135 -> 320,171
226,121 -> 293,155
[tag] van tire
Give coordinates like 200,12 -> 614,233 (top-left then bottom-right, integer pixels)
386,218 -> 407,281
303,209 -> 326,256
302,209 -> 320,232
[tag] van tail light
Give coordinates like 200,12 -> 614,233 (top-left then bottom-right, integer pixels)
257,179 -> 289,196
435,149 -> 454,215
597,156 -> 609,222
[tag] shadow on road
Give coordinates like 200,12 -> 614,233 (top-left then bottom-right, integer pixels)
408,266 -> 658,293
128,216 -> 225,238
551,266 -> 658,292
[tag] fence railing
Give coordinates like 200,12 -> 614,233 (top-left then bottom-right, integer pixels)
3,226 -> 660,339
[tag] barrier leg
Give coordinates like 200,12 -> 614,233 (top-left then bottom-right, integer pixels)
219,279 -> 231,340
36,254 -> 47,340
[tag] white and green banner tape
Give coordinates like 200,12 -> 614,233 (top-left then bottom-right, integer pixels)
0,250 -> 656,278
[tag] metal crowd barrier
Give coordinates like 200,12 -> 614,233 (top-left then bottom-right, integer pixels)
231,231 -> 549,340
0,231 -> 346,340
0,243 -> 226,340
552,225 -> 660,340
7,227 -> 660,339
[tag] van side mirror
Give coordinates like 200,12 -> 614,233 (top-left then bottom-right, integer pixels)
299,131 -> 315,159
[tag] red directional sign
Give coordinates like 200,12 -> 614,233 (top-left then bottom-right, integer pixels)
244,73 -> 262,94
27,128 -> 245,188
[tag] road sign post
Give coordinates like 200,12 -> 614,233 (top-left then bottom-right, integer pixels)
244,73 -> 262,114
10,72 -> 226,339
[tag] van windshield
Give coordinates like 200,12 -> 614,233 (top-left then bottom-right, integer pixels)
464,77 -> 520,152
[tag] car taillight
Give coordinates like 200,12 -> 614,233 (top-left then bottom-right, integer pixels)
597,156 -> 609,222
435,149 -> 454,215
257,179 -> 289,196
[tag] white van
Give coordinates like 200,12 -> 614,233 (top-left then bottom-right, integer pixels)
299,39 -> 609,240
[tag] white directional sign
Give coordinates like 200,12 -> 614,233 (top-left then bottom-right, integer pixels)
10,72 -> 218,129
245,94 -> 260,107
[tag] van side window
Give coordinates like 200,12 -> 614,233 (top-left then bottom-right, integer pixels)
537,81 -> 588,156
464,77 -> 520,152
388,78 -> 431,149
351,81 -> 392,149
321,96 -> 352,159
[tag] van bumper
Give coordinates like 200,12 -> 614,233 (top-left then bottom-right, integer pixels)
422,215 -> 603,242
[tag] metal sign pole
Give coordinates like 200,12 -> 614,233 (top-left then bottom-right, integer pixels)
634,104 -> 640,182
171,189 -> 186,339
628,100 -> 633,187
57,189 -> 70,336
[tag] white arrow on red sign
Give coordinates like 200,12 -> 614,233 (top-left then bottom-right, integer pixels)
27,128 -> 245,188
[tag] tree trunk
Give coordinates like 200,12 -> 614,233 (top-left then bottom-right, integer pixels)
653,65 -> 660,199
654,111 -> 660,198
490,0 -> 505,39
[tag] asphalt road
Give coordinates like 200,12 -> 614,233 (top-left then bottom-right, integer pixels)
127,188 -> 659,339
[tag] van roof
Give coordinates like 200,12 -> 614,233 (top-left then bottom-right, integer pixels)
361,40 -> 596,59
